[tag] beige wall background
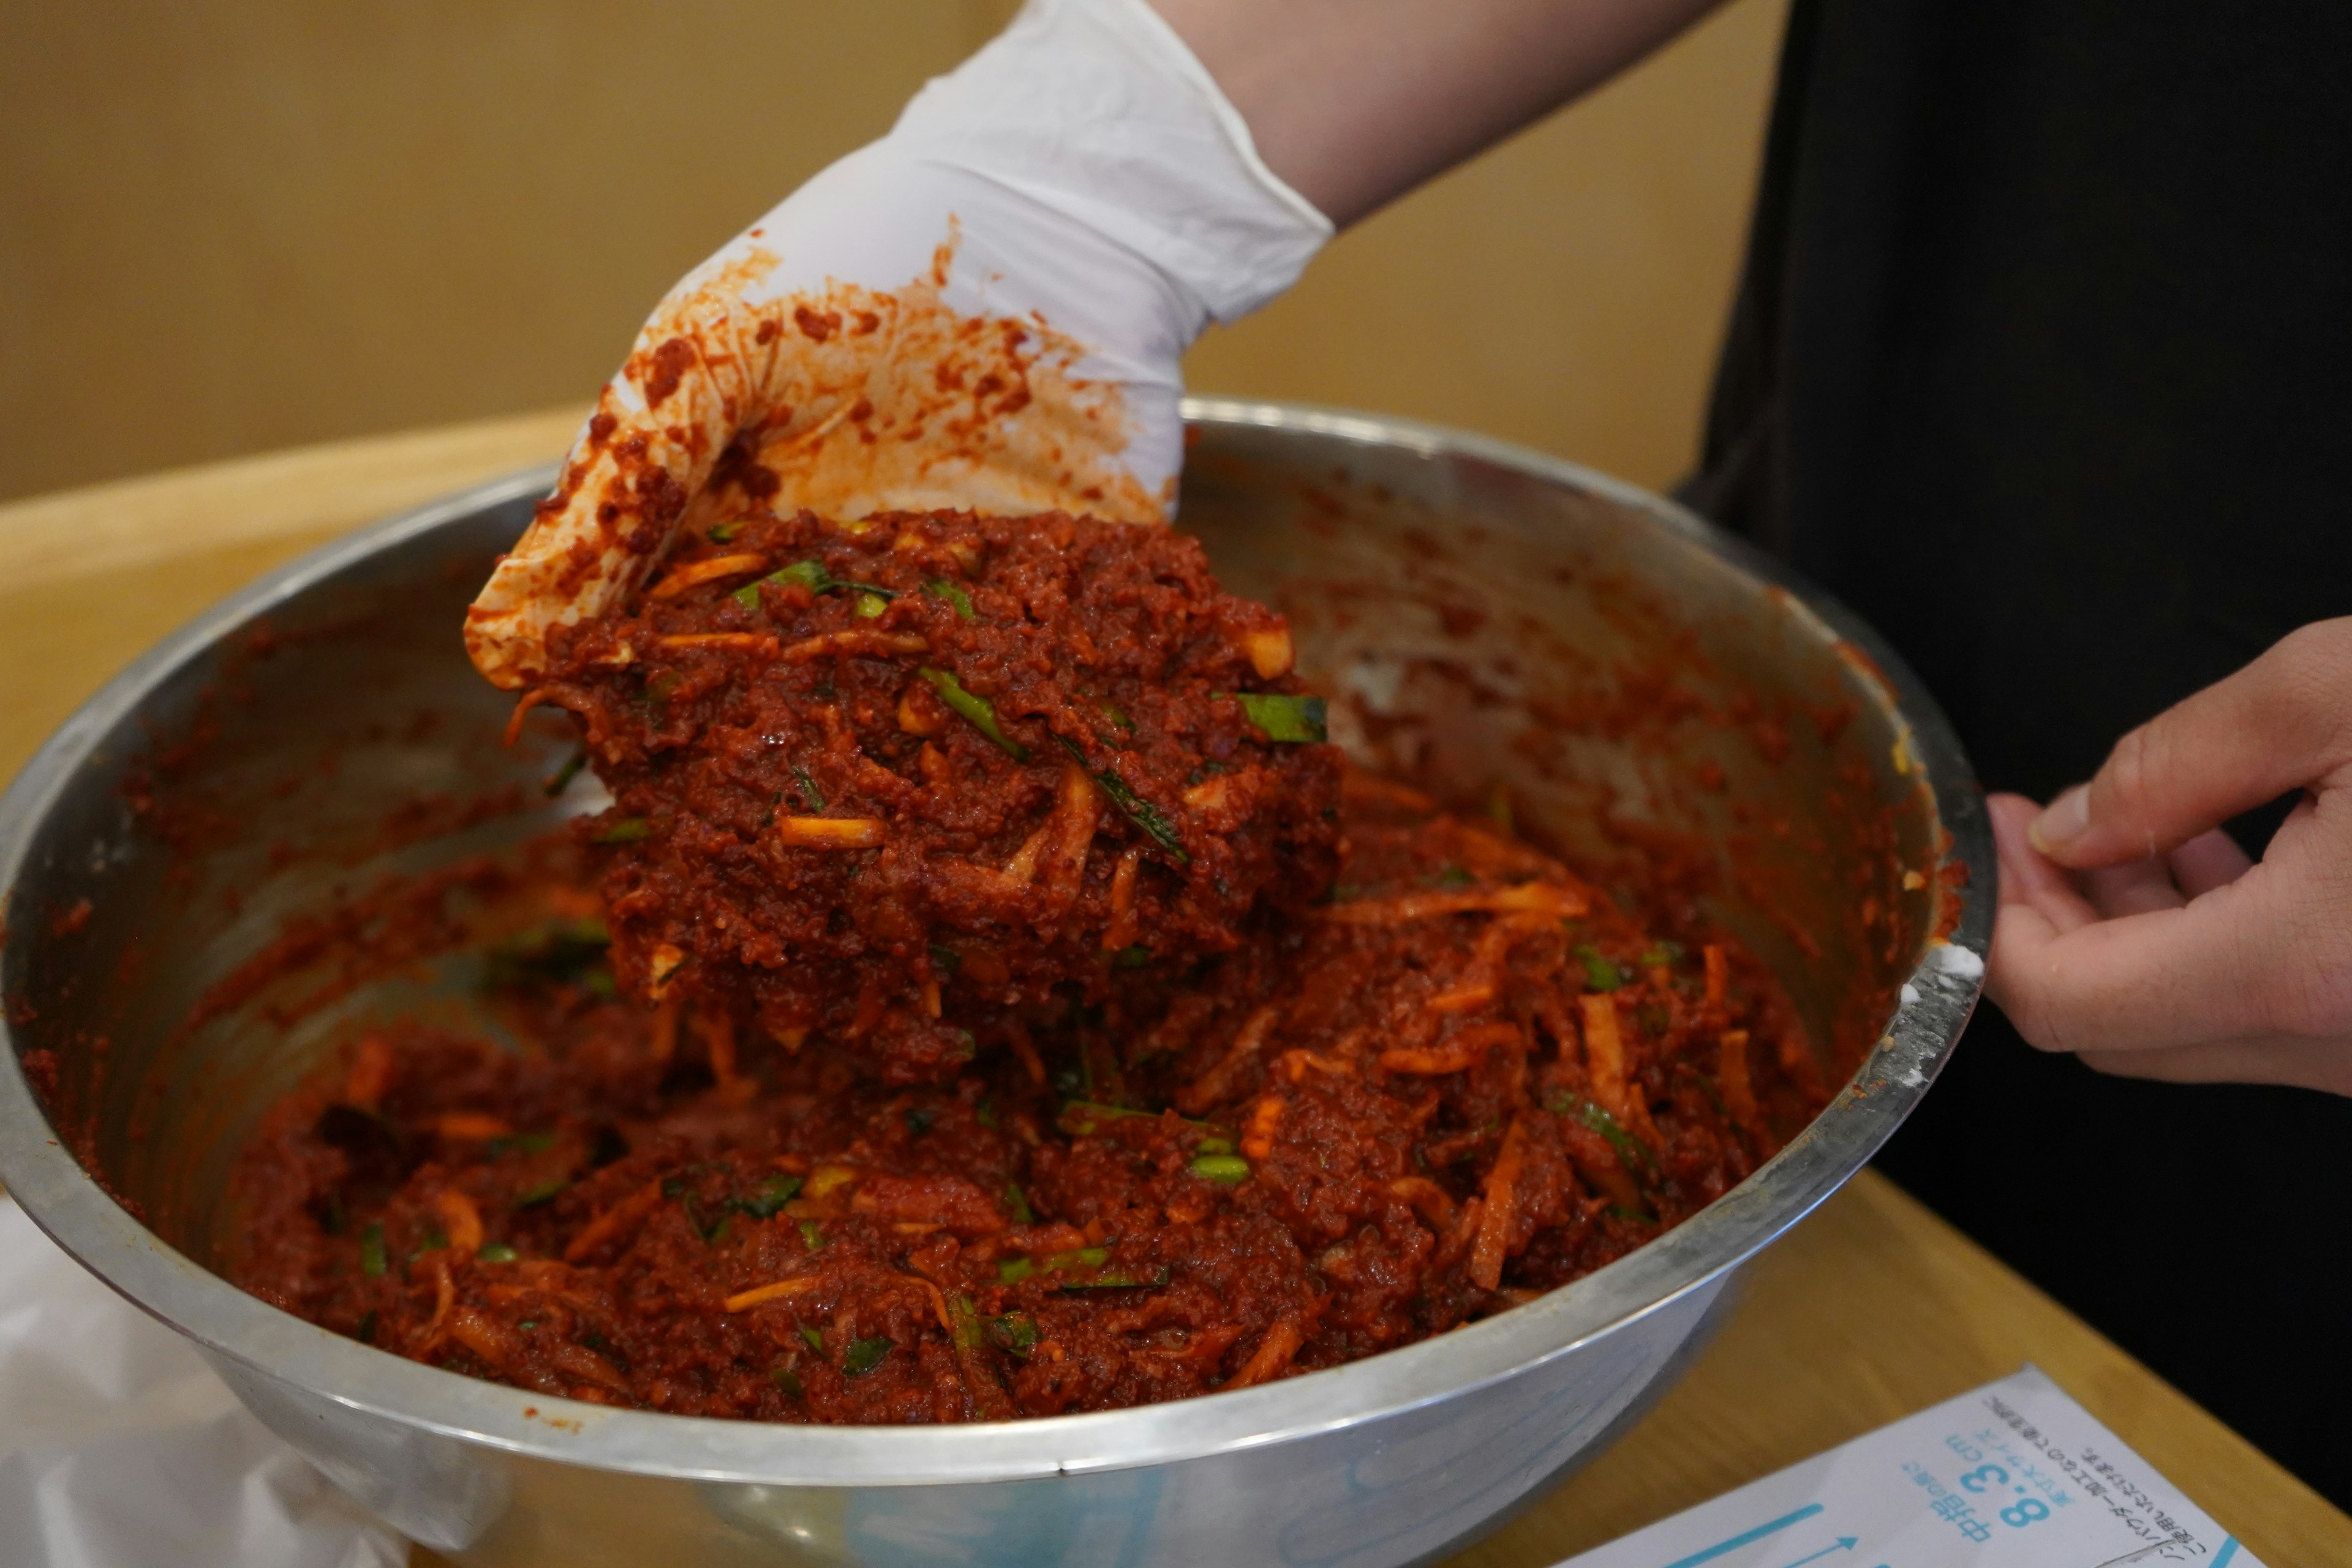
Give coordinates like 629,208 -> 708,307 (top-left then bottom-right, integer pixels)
0,0 -> 1789,507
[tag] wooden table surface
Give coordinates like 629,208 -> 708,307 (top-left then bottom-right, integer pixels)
4,417 -> 2343,1566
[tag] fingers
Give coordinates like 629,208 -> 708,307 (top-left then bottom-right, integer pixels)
1987,794 -> 2097,933
2029,617 -> 2352,869
2081,858 -> 2184,919
464,154 -> 1181,691
1985,796 -> 2273,1054
2081,1036 -> 2352,1098
1993,794 -> 2245,919
1986,668 -> 2352,1090
465,262 -> 778,690
2166,827 -> 2253,899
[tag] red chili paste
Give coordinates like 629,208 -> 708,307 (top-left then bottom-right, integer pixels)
228,767 -> 1822,1422
526,508 -> 1340,1084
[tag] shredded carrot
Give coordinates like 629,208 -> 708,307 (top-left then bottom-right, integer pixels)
1227,1318 -> 1305,1389
344,1035 -> 394,1110
769,1023 -> 808,1055
919,978 -> 941,1018
1388,1175 -> 1457,1230
1277,1049 -> 1354,1084
724,1276 -> 818,1312
775,816 -> 886,848
649,552 -> 766,600
909,1276 -> 956,1336
1338,770 -> 1438,813
780,630 -> 929,662
1006,1023 -> 1046,1087
411,1251 -> 455,1352
1719,1028 -> 1760,1130
434,1190 -> 485,1256
1177,1005 -> 1279,1113
1704,943 -> 1728,1017
1101,846 -> 1144,951
1441,1195 -> 1485,1270
1469,1119 -> 1526,1291
563,1180 -> 664,1264
1040,766 -> 1098,911
1460,1021 -> 1525,1052
1001,824 -> 1050,886
1378,1044 -> 1482,1076
657,632 -> 778,654
1474,910 -> 1550,963
502,688 -> 557,748
929,858 -> 1031,907
548,1342 -> 633,1396
1379,1021 -> 1517,1077
846,973 -> 888,1038
1318,882 -> 1588,925
424,1250 -> 456,1327
1182,775 -> 1229,811
1427,980 -> 1496,1013
1444,816 -> 1551,878
433,1112 -> 513,1142
647,943 -> 687,1000
1420,921 -> 1529,1017
1563,1133 -> 1643,1213
1580,993 -> 1629,1121
1241,625 -> 1294,679
897,685 -> 946,736
1240,1096 -> 1285,1160
446,1305 -> 516,1368
699,1009 -> 739,1091
1580,993 -> 1663,1145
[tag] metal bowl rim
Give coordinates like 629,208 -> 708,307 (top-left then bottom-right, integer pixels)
0,398 -> 1991,1486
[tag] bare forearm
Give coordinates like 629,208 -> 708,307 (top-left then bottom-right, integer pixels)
1151,0 -> 1726,226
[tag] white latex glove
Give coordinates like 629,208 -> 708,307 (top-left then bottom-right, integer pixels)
0,1199 -> 407,1568
467,0 -> 1330,689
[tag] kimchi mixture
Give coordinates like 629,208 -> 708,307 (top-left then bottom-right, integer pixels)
227,508 -> 1826,1423
517,507 -> 1341,1085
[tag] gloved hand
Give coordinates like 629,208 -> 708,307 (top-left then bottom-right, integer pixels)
466,0 -> 1329,690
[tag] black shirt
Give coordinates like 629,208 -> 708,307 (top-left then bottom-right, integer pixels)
1691,0 -> 2352,1506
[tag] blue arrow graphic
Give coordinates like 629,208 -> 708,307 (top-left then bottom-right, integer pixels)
1659,1504 -> 1825,1568
1774,1540 -> 1858,1568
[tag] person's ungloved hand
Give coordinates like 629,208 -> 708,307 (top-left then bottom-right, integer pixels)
466,0 -> 1328,690
1985,617 -> 2352,1095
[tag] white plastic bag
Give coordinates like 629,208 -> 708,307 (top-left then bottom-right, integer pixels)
0,1197 -> 407,1568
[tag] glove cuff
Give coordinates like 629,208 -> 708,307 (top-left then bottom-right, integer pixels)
889,0 -> 1334,331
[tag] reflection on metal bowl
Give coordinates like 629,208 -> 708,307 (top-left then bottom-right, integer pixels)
0,400 -> 1989,1567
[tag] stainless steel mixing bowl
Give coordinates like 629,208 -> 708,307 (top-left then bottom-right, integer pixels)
0,400 -> 1991,1567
